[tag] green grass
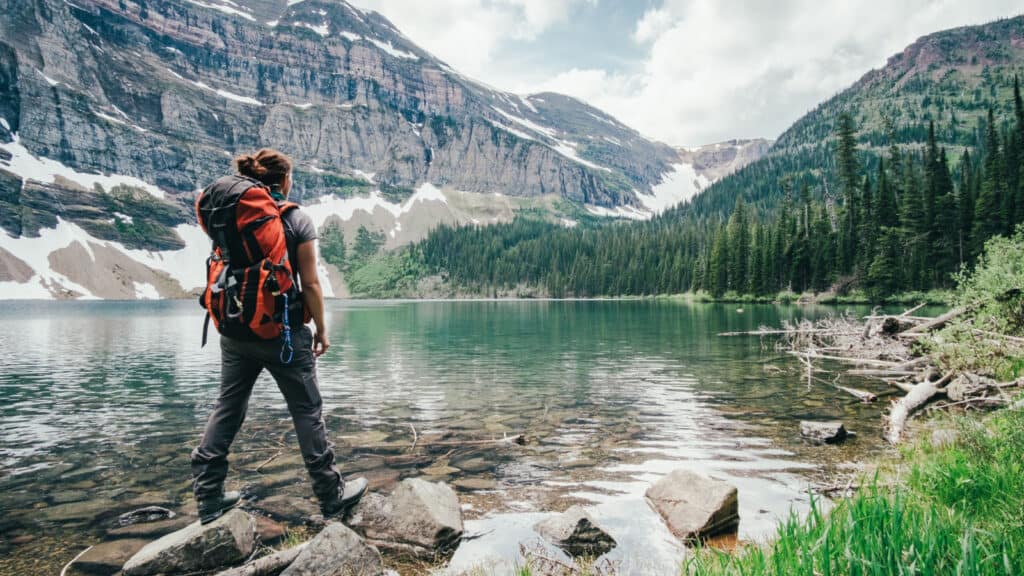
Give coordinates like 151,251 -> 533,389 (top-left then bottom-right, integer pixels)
684,404 -> 1024,576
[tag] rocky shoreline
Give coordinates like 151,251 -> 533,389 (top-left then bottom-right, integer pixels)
62,470 -> 742,576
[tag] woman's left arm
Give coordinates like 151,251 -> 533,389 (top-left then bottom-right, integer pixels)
296,240 -> 329,357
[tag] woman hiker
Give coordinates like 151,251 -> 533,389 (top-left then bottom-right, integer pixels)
190,148 -> 367,524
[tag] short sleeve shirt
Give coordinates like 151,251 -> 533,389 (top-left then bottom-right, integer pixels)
281,205 -> 317,290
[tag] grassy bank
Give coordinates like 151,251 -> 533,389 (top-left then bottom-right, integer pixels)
684,402 -> 1024,575
683,228 -> 1024,575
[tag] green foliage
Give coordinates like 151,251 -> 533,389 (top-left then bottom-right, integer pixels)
351,225 -> 385,266
685,407 -> 1024,575
346,252 -> 422,298
953,224 -> 1024,334
319,221 -> 346,270
928,226 -> 1024,379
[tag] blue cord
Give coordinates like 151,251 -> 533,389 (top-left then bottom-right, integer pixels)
280,292 -> 294,364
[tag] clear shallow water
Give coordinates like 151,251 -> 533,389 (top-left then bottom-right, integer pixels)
0,300 -> 897,574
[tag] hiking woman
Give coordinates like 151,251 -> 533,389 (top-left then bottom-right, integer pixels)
190,148 -> 366,524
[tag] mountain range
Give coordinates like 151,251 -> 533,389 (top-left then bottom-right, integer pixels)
0,0 -> 765,299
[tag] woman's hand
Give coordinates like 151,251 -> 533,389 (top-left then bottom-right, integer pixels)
313,329 -> 330,357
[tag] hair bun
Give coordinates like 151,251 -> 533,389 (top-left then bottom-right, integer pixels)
235,154 -> 267,178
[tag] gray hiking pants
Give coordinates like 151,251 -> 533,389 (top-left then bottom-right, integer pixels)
190,326 -> 341,501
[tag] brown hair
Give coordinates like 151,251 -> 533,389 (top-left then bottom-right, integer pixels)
234,148 -> 292,188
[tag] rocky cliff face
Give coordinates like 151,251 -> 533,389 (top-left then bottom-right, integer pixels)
0,0 -> 736,299
0,0 -> 678,206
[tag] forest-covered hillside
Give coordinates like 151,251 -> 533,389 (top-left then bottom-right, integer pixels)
359,16 -> 1024,300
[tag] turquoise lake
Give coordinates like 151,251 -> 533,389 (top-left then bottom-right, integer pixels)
0,300 -> 901,574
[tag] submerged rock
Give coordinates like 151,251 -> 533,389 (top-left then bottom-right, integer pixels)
348,478 -> 463,558
534,505 -> 616,558
280,523 -> 383,576
107,516 -> 195,539
118,506 -> 176,526
66,539 -> 149,576
645,469 -> 739,542
121,509 -> 256,575
800,421 -> 848,444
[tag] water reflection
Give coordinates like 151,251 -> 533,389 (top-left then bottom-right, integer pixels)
0,300 -> 893,574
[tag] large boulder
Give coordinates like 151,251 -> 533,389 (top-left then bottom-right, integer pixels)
645,470 -> 739,542
800,421 -> 848,444
121,509 -> 256,575
533,505 -> 616,558
280,523 -> 383,576
347,478 -> 463,559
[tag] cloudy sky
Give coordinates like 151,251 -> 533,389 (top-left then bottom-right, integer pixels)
350,1 -> 1024,147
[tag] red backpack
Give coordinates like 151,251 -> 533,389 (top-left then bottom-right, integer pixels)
195,175 -> 303,362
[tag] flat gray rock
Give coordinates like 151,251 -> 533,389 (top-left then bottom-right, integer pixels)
534,505 -> 616,558
645,469 -> 739,542
800,421 -> 848,444
280,523 -> 383,576
67,538 -> 149,575
106,516 -> 195,539
121,508 -> 256,576
348,478 -> 463,558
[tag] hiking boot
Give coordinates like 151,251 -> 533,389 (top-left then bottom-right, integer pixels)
198,491 -> 241,525
320,477 -> 368,518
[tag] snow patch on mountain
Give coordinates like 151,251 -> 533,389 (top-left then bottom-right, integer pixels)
0,137 -> 165,199
550,141 -> 611,172
585,204 -> 650,221
297,21 -> 330,37
190,80 -> 264,106
636,163 -> 710,214
302,182 -> 448,228
133,281 -> 160,300
367,38 -> 418,60
183,0 -> 255,21
0,219 -> 103,299
491,106 -> 557,139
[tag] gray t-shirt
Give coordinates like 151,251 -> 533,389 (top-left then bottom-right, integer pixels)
281,206 -> 317,293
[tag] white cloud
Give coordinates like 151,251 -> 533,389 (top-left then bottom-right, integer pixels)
533,0 -> 1024,146
353,0 -> 1022,147
349,0 -> 594,79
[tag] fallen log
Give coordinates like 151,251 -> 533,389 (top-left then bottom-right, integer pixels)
901,307 -> 966,335
789,351 -> 903,368
837,385 -> 877,403
900,303 -> 928,317
718,328 -> 858,337
885,373 -> 953,444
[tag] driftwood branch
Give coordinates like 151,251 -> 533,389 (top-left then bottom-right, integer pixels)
885,373 -> 953,444
837,385 -> 877,403
901,307 -> 967,335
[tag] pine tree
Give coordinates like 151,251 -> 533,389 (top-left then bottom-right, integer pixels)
727,197 -> 751,292
709,227 -> 729,298
974,109 -> 1005,256
875,156 -> 899,229
836,113 -> 860,274
857,174 -> 874,277
957,150 -> 974,266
